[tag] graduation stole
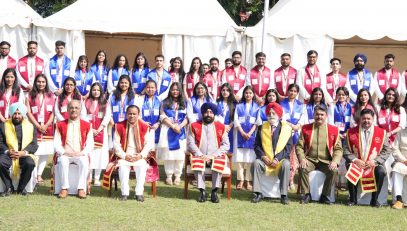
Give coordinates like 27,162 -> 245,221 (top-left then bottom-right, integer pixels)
261,121 -> 292,176
325,72 -> 347,98
345,126 -> 386,192
249,65 -> 271,98
274,66 -> 296,97
376,68 -> 399,95
5,119 -> 38,176
304,65 -> 321,95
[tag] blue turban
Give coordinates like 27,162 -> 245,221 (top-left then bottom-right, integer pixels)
9,102 -> 27,117
353,53 -> 367,63
201,102 -> 217,115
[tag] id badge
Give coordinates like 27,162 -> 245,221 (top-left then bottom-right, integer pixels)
61,106 -> 67,113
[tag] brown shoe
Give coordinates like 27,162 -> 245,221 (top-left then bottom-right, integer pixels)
77,189 -> 87,199
58,189 -> 68,199
392,201 -> 404,209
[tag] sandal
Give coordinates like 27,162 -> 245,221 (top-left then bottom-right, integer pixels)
236,181 -> 243,190
246,181 -> 253,191
37,176 -> 44,184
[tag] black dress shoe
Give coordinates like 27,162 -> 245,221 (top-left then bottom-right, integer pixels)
300,194 -> 311,204
211,191 -> 219,203
119,195 -> 128,201
135,195 -> 144,202
198,190 -> 206,203
280,195 -> 289,205
370,201 -> 383,208
251,193 -> 263,203
18,189 -> 28,196
319,195 -> 332,205
0,188 -> 12,197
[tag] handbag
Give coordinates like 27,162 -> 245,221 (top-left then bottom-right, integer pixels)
145,154 -> 159,183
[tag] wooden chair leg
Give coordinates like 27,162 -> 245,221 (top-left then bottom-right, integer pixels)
108,177 -> 113,197
151,181 -> 156,198
221,179 -> 225,193
227,176 -> 232,201
184,176 -> 189,199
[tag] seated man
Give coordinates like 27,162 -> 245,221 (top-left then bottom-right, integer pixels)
251,102 -> 293,204
296,104 -> 342,204
187,102 -> 229,203
0,103 -> 38,196
343,108 -> 391,207
113,105 -> 154,202
54,100 -> 94,199
391,128 -> 407,209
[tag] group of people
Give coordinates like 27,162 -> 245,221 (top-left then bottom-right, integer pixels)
1,39 -> 407,208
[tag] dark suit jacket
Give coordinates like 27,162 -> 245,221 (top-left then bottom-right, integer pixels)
0,121 -> 38,155
254,121 -> 293,161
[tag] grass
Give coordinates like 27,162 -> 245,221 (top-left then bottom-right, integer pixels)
1,163 -> 407,231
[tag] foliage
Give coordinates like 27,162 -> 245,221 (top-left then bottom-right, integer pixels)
25,0 -> 77,17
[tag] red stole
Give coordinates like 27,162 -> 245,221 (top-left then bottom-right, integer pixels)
56,119 -> 91,150
85,99 -> 106,148
224,65 -> 247,95
115,119 -> 150,153
325,72 -> 347,98
304,65 -> 321,95
376,68 -> 399,95
377,108 -> 399,144
27,93 -> 55,141
203,70 -> 222,99
274,66 -> 297,97
190,121 -> 225,149
301,123 -> 339,156
250,65 -> 271,98
0,94 -> 18,118
5,56 -> 16,69
185,73 -> 198,98
17,56 -> 45,92
57,95 -> 72,120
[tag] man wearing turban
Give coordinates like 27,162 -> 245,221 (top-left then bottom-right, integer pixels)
187,102 -> 230,203
0,102 -> 38,196
345,53 -> 374,104
251,102 -> 293,204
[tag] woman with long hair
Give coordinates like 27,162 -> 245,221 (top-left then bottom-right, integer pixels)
82,82 -> 111,186
107,54 -> 130,94
303,87 -> 326,124
183,57 -> 203,99
187,82 -> 212,123
169,57 -> 185,83
157,82 -> 188,186
351,88 -> 377,127
74,55 -> 95,97
131,52 -> 150,95
90,50 -> 110,93
54,77 -> 82,121
26,74 -> 56,183
0,68 -> 24,122
216,83 -> 236,153
233,85 -> 260,190
259,89 -> 280,123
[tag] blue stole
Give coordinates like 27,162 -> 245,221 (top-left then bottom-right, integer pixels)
74,70 -> 94,96
110,94 -> 135,123
132,67 -> 149,94
141,95 -> 161,143
281,98 -> 303,144
147,69 -> 172,97
163,106 -> 187,150
90,64 -> 108,92
190,96 -> 212,122
49,55 -> 71,89
111,68 -> 130,88
236,102 -> 259,149
348,68 -> 372,104
216,101 -> 234,152
259,105 -> 268,123
333,102 -> 352,134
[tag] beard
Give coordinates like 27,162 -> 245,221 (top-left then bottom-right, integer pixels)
203,116 -> 214,124
268,116 -> 279,125
210,67 -> 218,72
12,118 -> 22,125
355,64 -> 364,71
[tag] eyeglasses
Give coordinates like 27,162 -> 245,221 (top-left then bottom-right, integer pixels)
0,47 -> 10,50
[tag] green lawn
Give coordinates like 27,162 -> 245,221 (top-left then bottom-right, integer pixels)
1,164 -> 407,231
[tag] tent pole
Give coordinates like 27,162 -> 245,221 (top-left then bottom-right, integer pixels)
261,0 -> 270,52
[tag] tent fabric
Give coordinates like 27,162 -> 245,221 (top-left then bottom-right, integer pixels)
246,0 -> 407,41
0,0 -> 42,28
33,0 -> 238,36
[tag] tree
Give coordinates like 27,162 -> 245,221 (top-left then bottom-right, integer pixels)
25,0 -> 77,17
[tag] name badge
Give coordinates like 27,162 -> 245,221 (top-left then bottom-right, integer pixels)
249,116 -> 256,124
305,79 -> 311,85
86,85 -> 90,91
233,83 -> 240,91
364,80 -> 370,87
141,77 -> 147,83
0,100 -> 4,108
264,78 -> 269,84
37,65 -> 43,71
51,69 -> 57,75
46,105 -> 53,112
228,75 -> 234,81
19,66 -> 26,72
326,83 -> 333,89
133,83 -> 138,89
31,106 -> 38,114
276,76 -> 281,82
64,70 -> 70,76
289,78 -> 295,84
163,80 -> 169,87
378,117 -> 386,124
187,83 -> 193,89
238,116 -> 245,123
379,79 -> 385,86
294,112 -> 301,119
38,114 -> 45,123
314,78 -> 320,83
76,80 -> 81,86
112,105 -> 119,112
103,75 -> 108,81
154,109 -> 159,115
345,116 -> 350,122
392,78 -> 398,85
113,81 -> 118,86
392,115 -> 400,122
350,79 -> 356,85
252,79 -> 258,85
98,112 -> 104,118
144,109 -> 150,116
87,114 -> 93,121
239,74 -> 245,80
61,106 -> 67,113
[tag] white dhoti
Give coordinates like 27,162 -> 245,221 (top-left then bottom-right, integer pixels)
392,162 -> 407,196
118,159 -> 147,196
57,155 -> 89,190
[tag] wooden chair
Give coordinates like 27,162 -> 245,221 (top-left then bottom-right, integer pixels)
107,151 -> 157,198
183,152 -> 232,200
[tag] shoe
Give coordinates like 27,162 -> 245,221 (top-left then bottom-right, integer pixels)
236,181 -> 243,190
0,188 -> 12,197
165,177 -> 173,185
93,180 -> 101,187
280,195 -> 289,205
347,201 -> 356,206
300,194 -> 311,204
77,189 -> 87,199
246,181 -> 253,191
173,177 -> 181,186
18,189 -> 28,196
211,191 -> 219,203
198,190 -> 206,203
251,193 -> 263,203
319,195 -> 332,205
119,195 -> 128,201
135,195 -> 144,202
392,201 -> 404,209
58,189 -> 68,199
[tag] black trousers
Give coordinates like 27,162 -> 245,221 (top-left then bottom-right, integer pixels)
0,154 -> 35,192
346,163 -> 386,204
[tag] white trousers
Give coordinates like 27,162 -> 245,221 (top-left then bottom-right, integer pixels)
393,171 -> 405,196
118,159 -> 147,196
57,155 -> 89,190
164,160 -> 184,178
37,155 -> 48,176
236,162 -> 253,181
